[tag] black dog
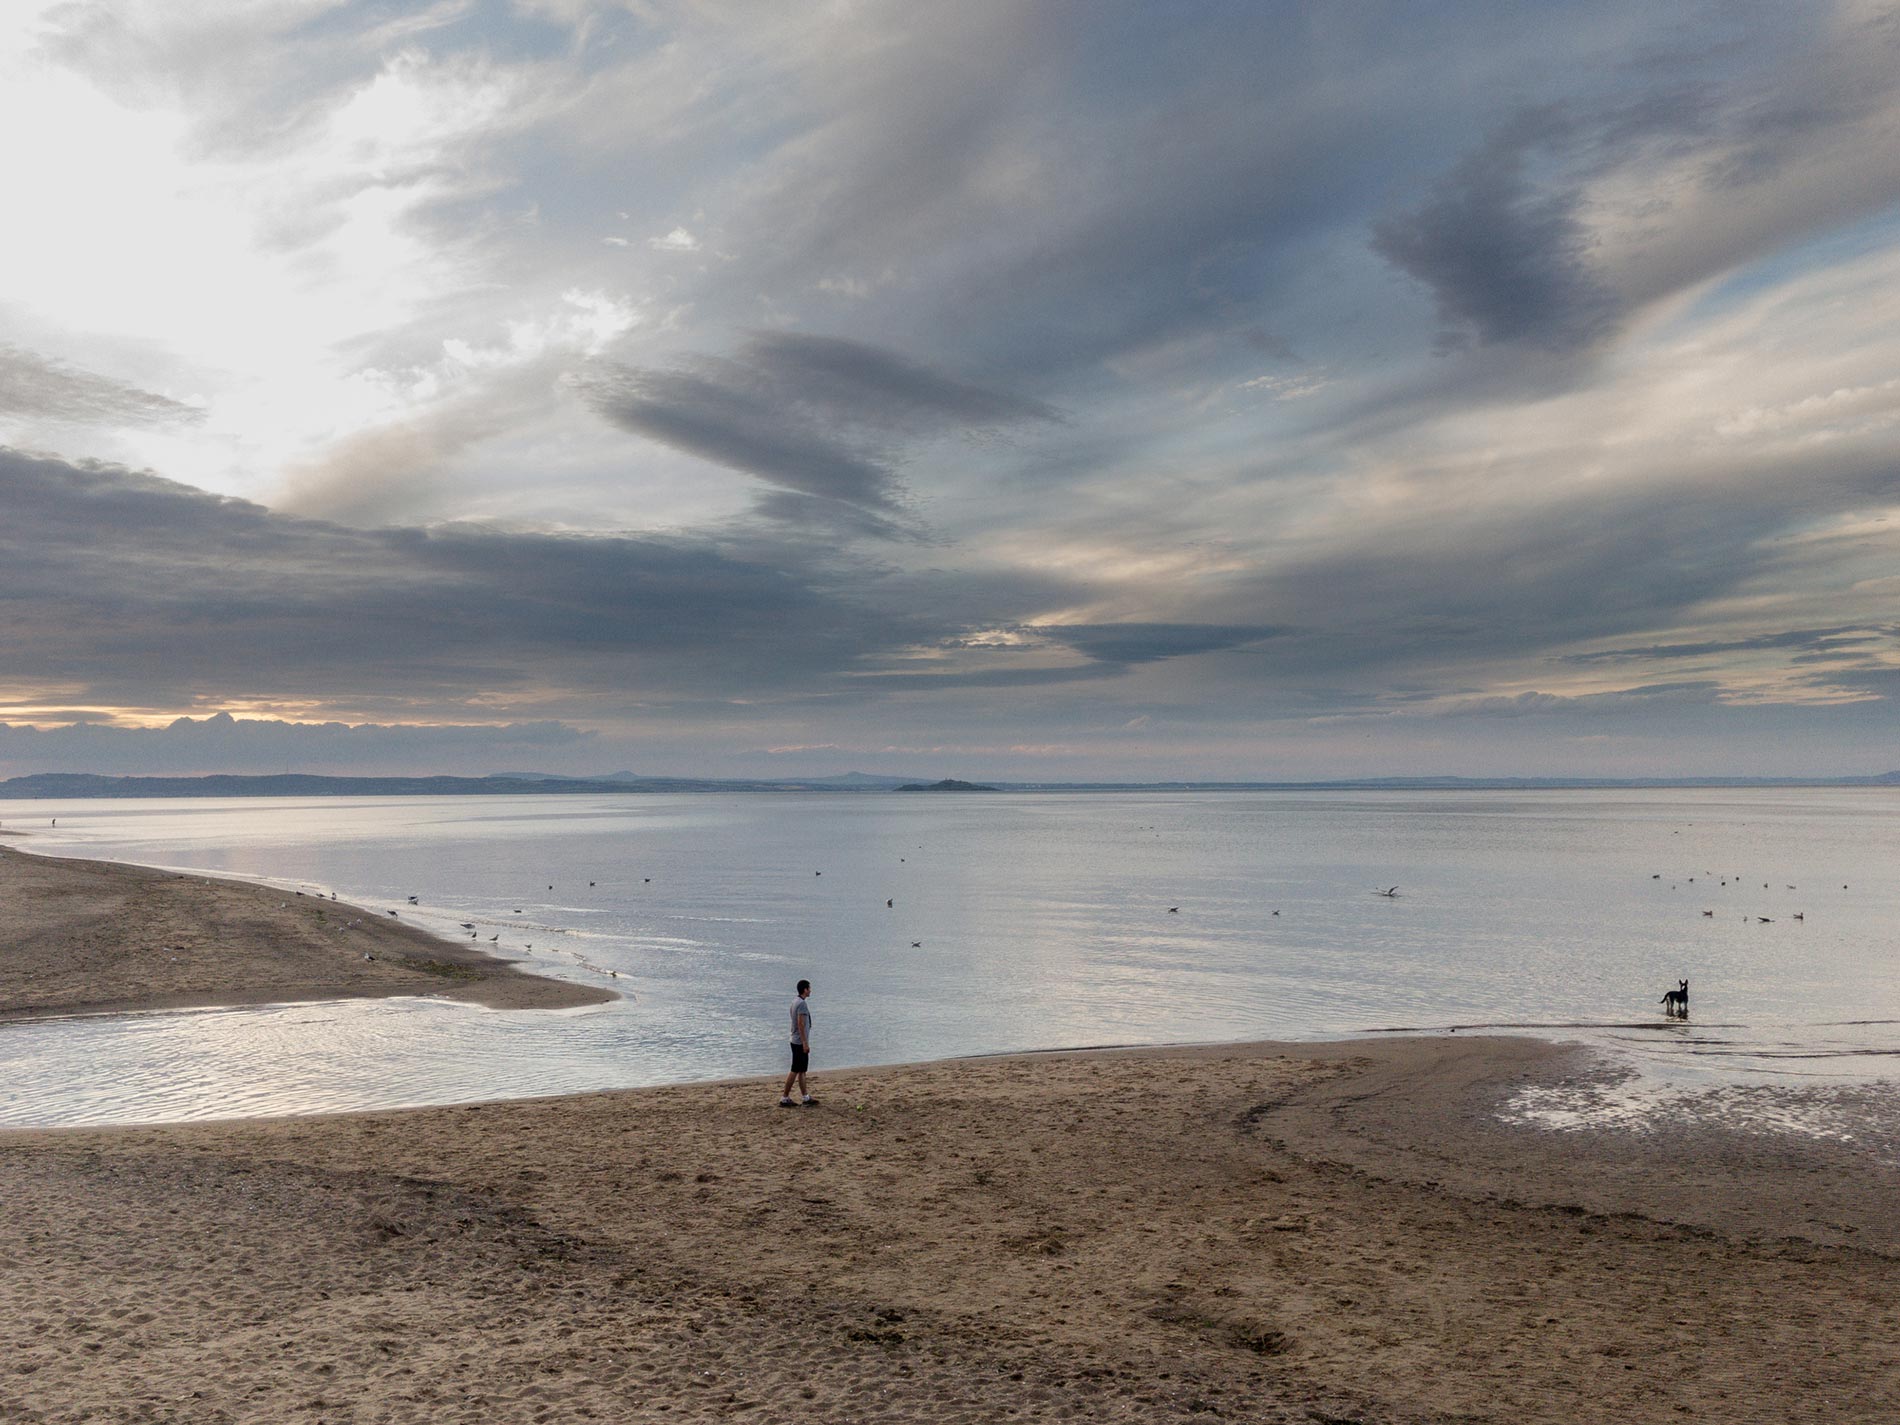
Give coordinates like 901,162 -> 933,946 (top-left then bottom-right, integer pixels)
1660,979 -> 1689,1018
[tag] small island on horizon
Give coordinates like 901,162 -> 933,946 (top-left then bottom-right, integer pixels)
893,778 -> 999,792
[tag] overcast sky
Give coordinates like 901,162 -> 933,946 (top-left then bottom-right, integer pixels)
3,0 -> 1898,780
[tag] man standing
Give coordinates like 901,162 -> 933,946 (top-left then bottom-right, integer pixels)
781,979 -> 817,1107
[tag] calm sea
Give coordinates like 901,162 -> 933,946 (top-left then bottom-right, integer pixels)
3,789 -> 1897,1133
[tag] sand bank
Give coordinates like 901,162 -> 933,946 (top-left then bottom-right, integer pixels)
0,842 -> 614,1020
2,1036 -> 1892,1423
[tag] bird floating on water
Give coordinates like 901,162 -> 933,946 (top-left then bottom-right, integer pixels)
1374,887 -> 1399,898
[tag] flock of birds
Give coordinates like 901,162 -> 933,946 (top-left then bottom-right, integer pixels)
296,826 -> 1842,1018
315,837 -> 1269,991
318,859 -> 972,987
1648,869 -> 1838,925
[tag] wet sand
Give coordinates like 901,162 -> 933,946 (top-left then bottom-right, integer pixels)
2,1035 -> 1894,1423
0,840 -> 614,1020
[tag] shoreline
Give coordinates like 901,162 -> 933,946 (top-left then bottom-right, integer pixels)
1,1034 -> 1892,1422
0,839 -> 616,1021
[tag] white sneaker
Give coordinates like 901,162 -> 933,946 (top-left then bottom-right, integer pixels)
779,1096 -> 797,1107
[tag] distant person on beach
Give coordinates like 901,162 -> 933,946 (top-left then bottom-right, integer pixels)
781,979 -> 817,1107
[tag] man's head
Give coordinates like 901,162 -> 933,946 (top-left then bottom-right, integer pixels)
797,979 -> 811,996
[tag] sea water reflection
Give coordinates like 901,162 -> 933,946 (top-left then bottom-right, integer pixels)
2,789 -> 1897,1127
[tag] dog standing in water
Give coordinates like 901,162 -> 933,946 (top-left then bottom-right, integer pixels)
1661,979 -> 1689,1018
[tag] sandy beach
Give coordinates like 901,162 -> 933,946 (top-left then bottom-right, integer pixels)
4,1050 -> 1897,1423
3,852 -> 1896,1423
0,840 -> 614,1020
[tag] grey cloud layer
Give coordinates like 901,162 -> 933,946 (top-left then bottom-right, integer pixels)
11,3 -> 1900,774
0,346 -> 200,427
577,333 -> 1057,521
0,448 -> 936,709
1,450 -> 1275,719
1372,116 -> 1615,352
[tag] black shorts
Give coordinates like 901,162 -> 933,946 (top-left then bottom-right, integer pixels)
790,1042 -> 809,1074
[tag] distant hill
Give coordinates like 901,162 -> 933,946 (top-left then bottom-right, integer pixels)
1,770 -> 1894,799
0,772 -> 647,799
0,770 -> 933,799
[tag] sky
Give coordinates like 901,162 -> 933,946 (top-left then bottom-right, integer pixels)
2,0 -> 1899,781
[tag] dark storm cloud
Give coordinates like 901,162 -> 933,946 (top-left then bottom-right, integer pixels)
1371,116 -> 1615,352
0,448 -> 942,711
577,333 -> 1056,519
0,346 -> 200,427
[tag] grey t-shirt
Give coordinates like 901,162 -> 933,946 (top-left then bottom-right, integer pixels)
791,997 -> 812,1045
